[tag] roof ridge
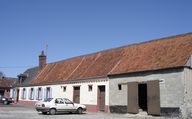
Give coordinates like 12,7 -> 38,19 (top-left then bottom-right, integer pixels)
137,32 -> 192,44
114,32 -> 192,50
46,32 -> 192,66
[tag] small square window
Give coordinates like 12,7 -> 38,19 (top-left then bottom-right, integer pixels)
88,85 -> 93,92
118,84 -> 122,90
63,86 -> 66,92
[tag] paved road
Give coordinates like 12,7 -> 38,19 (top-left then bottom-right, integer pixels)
0,104 -> 177,119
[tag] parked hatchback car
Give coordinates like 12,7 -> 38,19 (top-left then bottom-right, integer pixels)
35,97 -> 86,115
0,95 -> 14,105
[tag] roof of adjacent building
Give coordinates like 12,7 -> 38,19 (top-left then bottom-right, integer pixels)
31,33 -> 192,85
0,77 -> 14,88
15,67 -> 38,87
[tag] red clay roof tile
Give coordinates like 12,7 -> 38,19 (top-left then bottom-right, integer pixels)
31,33 -> 192,85
111,33 -> 192,74
0,78 -> 13,88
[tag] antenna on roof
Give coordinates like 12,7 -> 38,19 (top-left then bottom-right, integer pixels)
45,42 -> 48,56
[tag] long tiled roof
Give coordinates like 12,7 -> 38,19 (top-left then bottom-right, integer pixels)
31,33 -> 192,85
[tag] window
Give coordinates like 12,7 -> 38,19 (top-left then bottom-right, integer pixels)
30,88 -> 34,100
46,87 -> 52,98
63,86 -> 66,92
37,87 -> 42,100
43,98 -> 53,102
118,84 -> 122,90
9,89 -> 13,98
64,98 -> 73,104
22,88 -> 26,99
55,98 -> 64,104
88,85 -> 93,92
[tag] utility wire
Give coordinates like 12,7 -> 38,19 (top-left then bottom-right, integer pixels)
0,66 -> 35,69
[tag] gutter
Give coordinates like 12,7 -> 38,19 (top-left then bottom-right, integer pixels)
21,75 -> 108,87
107,65 -> 188,77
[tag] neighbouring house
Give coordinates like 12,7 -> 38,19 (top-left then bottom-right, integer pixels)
13,66 -> 38,104
15,33 -> 192,117
0,76 -> 15,97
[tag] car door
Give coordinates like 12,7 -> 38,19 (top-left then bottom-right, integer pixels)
63,98 -> 75,112
55,98 -> 65,112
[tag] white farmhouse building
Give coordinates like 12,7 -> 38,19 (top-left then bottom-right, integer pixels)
14,33 -> 192,117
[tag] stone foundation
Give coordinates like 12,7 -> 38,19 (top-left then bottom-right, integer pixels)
160,107 -> 181,117
109,105 -> 127,113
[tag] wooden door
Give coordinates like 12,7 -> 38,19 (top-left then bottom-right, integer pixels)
147,80 -> 160,115
16,89 -> 20,102
98,86 -> 105,111
73,86 -> 80,103
127,82 -> 139,114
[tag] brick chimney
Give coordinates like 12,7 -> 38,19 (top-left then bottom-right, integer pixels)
39,51 -> 46,71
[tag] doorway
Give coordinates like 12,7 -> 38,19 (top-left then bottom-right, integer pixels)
98,86 -> 105,112
73,86 -> 80,103
16,89 -> 20,102
138,84 -> 147,111
127,80 -> 160,115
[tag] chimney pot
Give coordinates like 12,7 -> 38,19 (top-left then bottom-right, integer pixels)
39,50 -> 46,71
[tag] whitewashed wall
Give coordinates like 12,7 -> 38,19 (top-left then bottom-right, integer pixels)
18,77 -> 109,105
56,79 -> 109,105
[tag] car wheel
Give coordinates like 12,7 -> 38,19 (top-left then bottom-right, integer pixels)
77,108 -> 83,114
42,112 -> 47,115
3,101 -> 8,105
49,109 -> 56,115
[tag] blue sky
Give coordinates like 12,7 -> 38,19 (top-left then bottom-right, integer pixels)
0,0 -> 192,77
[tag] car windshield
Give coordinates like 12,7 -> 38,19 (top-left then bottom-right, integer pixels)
43,98 -> 53,102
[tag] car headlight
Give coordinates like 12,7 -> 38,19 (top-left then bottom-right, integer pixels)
2,98 -> 6,101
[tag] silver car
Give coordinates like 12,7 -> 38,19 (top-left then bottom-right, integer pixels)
35,97 -> 86,115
